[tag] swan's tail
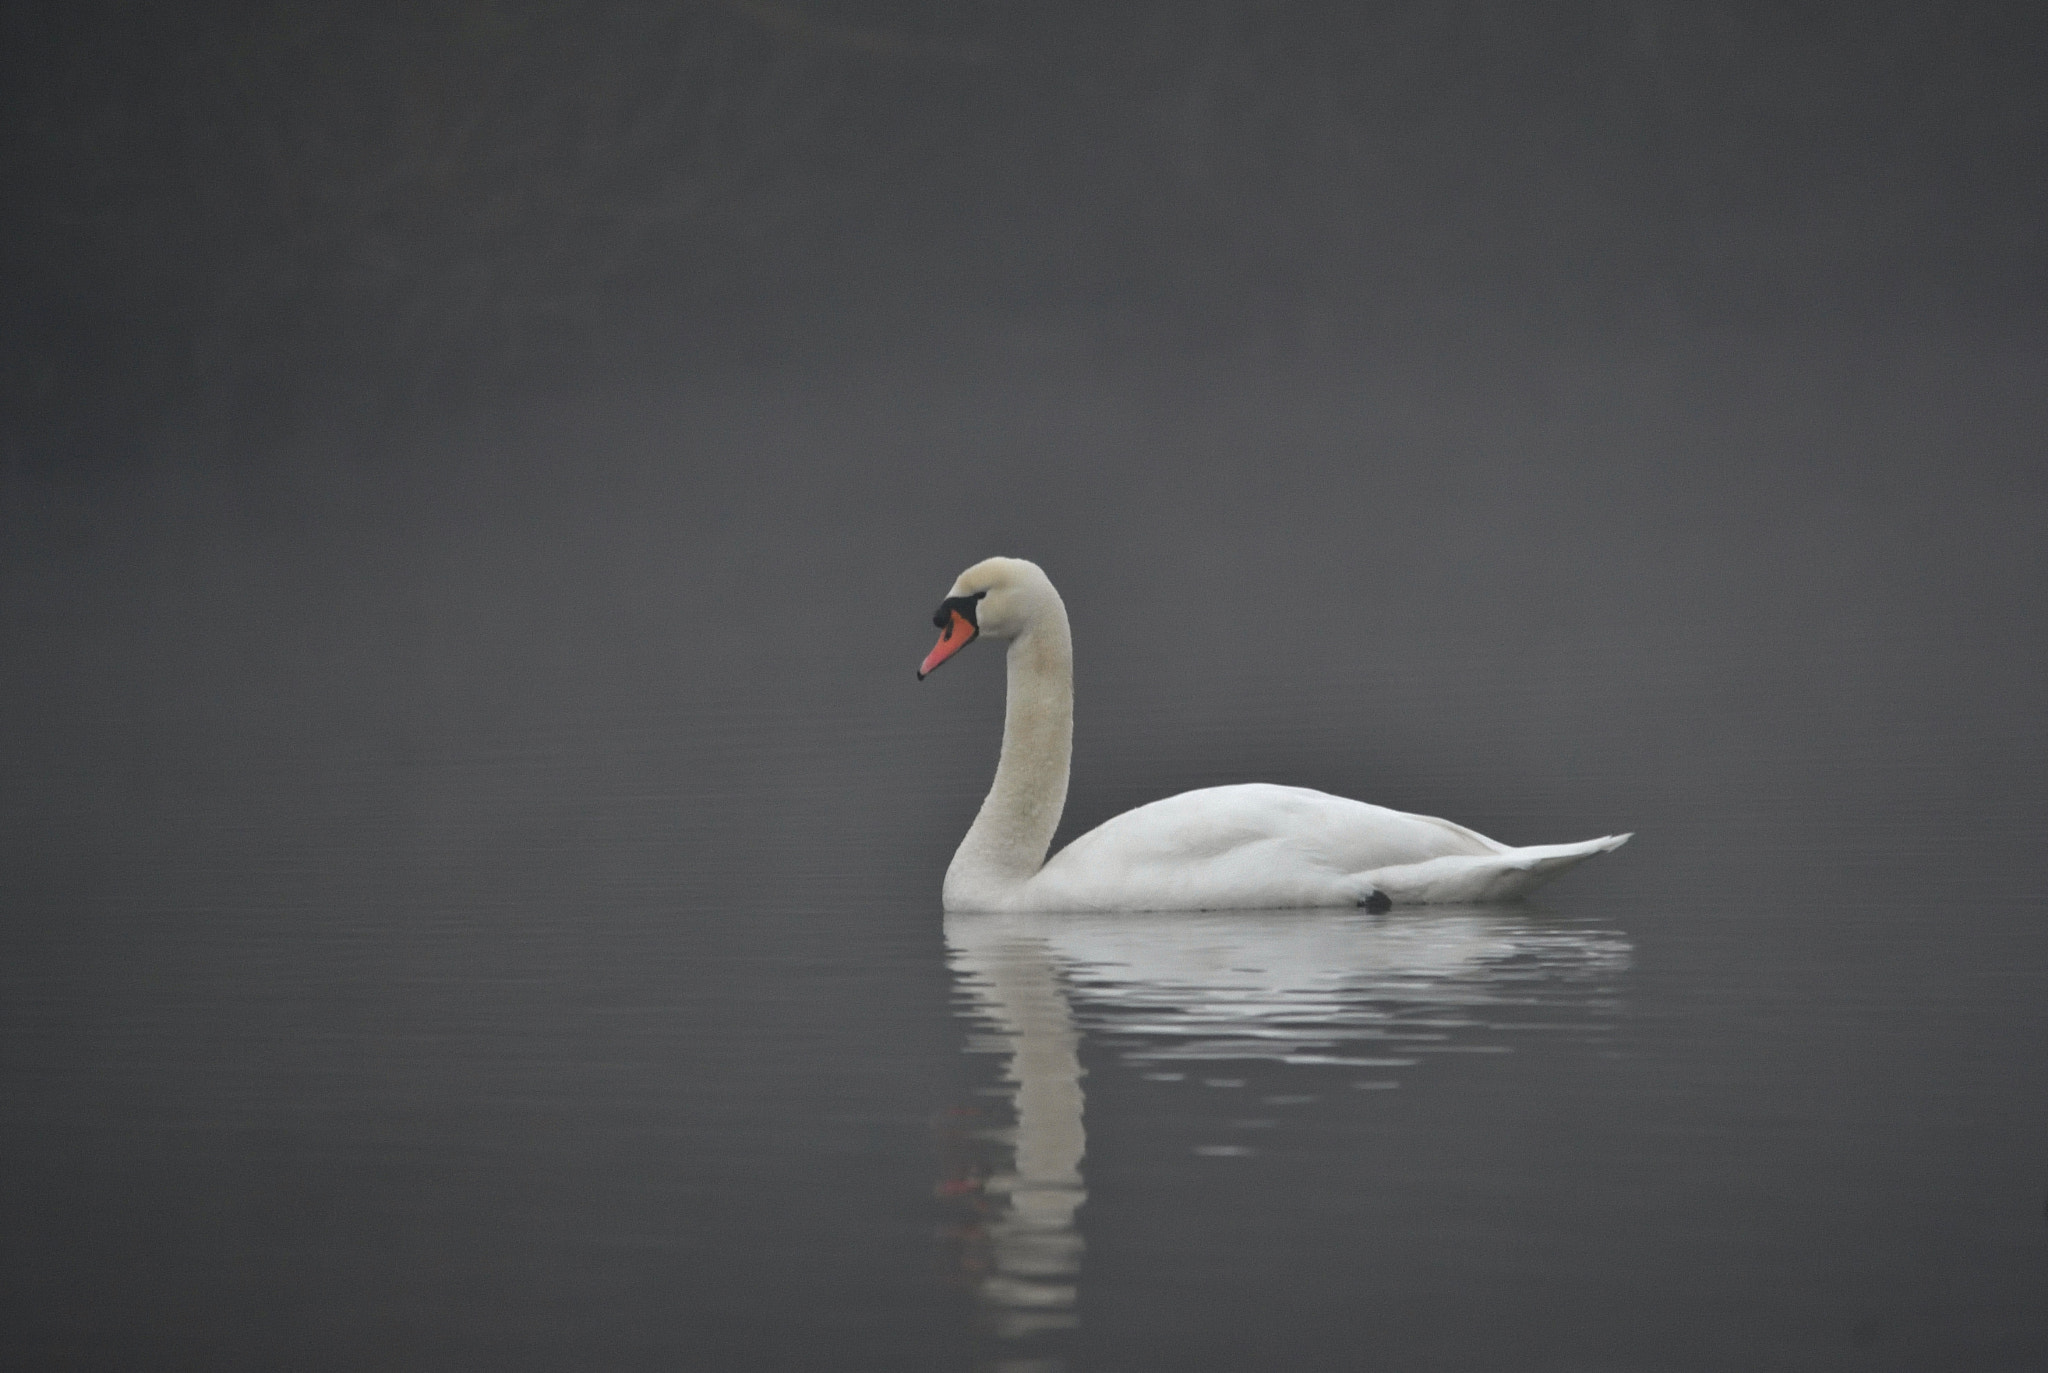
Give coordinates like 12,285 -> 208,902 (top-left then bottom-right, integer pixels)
1367,832 -> 1631,904
1510,832 -> 1632,871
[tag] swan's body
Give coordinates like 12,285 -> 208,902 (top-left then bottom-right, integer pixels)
920,557 -> 1627,912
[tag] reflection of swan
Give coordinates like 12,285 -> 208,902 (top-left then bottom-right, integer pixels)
950,906 -> 1630,1081
943,904 -> 1630,1350
918,558 -> 1629,912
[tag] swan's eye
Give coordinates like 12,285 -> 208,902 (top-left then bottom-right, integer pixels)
933,591 -> 986,631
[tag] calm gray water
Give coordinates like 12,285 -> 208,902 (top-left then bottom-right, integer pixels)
4,338 -> 2045,1370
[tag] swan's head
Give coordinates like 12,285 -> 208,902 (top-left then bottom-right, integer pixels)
918,556 -> 1058,679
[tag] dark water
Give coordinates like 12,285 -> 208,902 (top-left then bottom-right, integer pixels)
4,337 -> 2046,1370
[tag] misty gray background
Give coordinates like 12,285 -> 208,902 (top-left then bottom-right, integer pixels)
3,4 -> 2046,1371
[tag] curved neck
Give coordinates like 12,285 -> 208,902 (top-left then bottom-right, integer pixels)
945,608 -> 1073,907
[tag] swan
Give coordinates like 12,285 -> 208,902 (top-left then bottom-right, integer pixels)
918,557 -> 1629,912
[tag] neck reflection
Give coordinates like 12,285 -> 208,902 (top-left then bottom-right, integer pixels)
945,918 -> 1087,1346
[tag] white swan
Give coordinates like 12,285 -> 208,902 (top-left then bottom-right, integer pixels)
919,557 -> 1629,912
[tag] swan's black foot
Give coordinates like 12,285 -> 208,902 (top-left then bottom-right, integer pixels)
1359,890 -> 1392,914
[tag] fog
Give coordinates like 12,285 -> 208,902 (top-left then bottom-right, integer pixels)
7,3 -> 2042,451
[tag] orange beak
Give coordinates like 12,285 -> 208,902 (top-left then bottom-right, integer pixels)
918,610 -> 978,679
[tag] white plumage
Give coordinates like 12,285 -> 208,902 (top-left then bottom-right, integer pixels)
920,557 -> 1627,912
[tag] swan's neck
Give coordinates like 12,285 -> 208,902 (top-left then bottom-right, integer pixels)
945,611 -> 1073,908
